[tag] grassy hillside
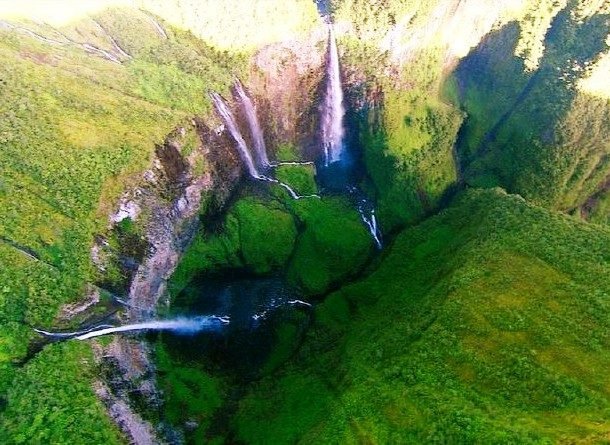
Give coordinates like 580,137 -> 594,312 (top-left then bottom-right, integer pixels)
0,6 -> 246,442
448,2 -> 610,212
235,188 -> 610,443
139,0 -> 321,52
0,0 -> 321,52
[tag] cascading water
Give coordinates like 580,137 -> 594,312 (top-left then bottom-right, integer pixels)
351,187 -> 383,249
235,79 -> 270,168
211,85 -> 320,200
321,24 -> 346,166
34,316 -> 230,341
210,91 -> 259,178
318,26 -> 383,248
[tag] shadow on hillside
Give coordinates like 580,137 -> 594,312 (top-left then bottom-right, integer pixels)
448,6 -> 610,200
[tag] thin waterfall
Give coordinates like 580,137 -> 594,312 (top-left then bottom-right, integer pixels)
351,187 -> 383,249
34,316 -> 230,341
210,91 -> 259,178
257,174 -> 320,200
235,80 -> 270,168
321,24 -> 345,165
360,209 -> 382,249
211,86 -> 320,200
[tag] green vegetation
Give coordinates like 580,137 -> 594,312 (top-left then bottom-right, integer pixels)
2,1 -> 610,443
171,171 -> 372,298
360,71 -> 462,231
286,197 -> 372,294
235,188 -> 610,443
335,2 -> 464,232
168,196 -> 298,297
156,343 -> 223,438
234,199 -> 298,275
0,342 -> 123,444
0,5 -> 244,442
139,0 -> 321,52
275,164 -> 318,196
449,4 -> 610,211
335,0 -> 610,233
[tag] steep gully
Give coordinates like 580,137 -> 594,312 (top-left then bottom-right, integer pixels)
36,24 -> 380,341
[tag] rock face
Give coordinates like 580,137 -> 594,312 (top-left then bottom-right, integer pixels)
94,119 -> 242,444
248,24 -> 327,158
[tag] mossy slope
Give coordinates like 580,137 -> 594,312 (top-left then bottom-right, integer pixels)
235,188 -> 610,443
450,5 -> 610,212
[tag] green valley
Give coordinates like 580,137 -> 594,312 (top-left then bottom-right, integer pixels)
1,0 -> 610,444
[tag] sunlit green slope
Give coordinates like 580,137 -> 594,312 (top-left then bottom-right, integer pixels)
333,0 -> 610,231
0,2 -> 317,442
236,188 -> 610,443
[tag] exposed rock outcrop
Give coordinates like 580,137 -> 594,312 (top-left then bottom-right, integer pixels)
92,118 -> 242,443
249,24 -> 327,158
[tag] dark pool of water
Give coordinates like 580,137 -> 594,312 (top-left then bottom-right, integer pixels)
162,275 -> 312,379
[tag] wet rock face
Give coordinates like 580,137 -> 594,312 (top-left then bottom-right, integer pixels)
125,121 -> 242,319
92,118 -> 243,444
194,117 -> 243,213
154,141 -> 189,201
249,24 -> 327,157
93,341 -> 159,445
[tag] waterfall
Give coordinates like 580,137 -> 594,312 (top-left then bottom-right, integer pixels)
318,26 -> 384,249
321,25 -> 345,166
360,209 -> 382,249
210,91 -> 259,178
256,174 -> 320,200
251,299 -> 312,325
234,80 -> 270,168
211,87 -> 320,200
34,316 -> 230,341
351,187 -> 383,249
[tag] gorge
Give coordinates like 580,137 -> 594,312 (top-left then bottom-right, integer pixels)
1,1 -> 610,444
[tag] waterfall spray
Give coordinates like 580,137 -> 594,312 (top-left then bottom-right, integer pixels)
35,316 -> 230,341
321,25 -> 346,166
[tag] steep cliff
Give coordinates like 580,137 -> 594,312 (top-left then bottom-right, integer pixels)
0,2 -> 325,442
1,1 -> 610,444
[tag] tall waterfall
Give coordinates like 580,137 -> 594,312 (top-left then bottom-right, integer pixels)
319,26 -> 383,248
210,91 -> 259,178
34,316 -> 230,341
235,80 -> 270,168
321,25 -> 345,166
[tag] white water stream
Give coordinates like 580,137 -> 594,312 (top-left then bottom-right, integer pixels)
321,25 -> 346,166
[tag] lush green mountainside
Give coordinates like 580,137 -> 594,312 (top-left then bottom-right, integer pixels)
449,7 -> 610,213
0,3 -> 317,442
0,10 -> 235,443
0,0 -> 609,443
334,0 -> 610,232
0,0 -> 320,52
235,188 -> 610,443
